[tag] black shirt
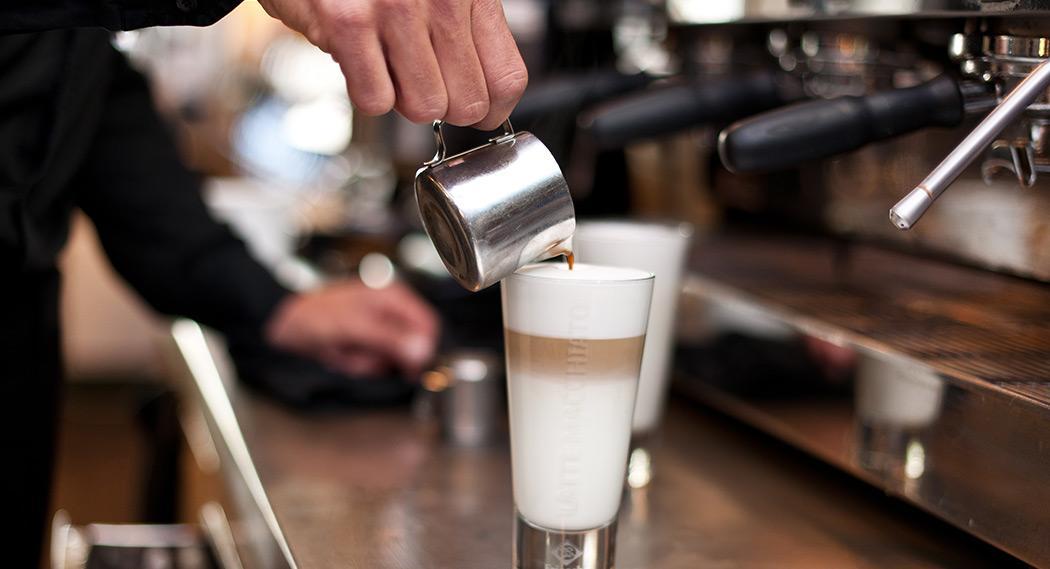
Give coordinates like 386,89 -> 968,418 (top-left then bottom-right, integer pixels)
0,0 -> 289,335
0,4 -> 284,564
0,0 -> 242,32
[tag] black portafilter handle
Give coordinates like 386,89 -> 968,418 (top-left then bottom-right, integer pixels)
717,74 -> 966,173
577,71 -> 800,150
510,69 -> 654,125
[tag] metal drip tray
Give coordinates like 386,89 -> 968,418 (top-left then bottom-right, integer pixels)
675,233 -> 1050,567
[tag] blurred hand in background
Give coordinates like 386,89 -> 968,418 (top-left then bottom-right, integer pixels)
257,0 -> 528,129
266,280 -> 440,378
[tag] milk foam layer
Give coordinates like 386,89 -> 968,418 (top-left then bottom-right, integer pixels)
503,263 -> 653,340
574,221 -> 692,433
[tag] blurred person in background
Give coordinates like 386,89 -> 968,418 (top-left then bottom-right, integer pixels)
1,0 -> 527,565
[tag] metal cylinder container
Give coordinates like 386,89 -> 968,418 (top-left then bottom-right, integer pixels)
414,120 -> 575,292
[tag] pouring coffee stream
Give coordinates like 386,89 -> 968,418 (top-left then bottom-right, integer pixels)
414,120 -> 576,291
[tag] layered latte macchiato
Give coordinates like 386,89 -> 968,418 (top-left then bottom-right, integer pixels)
502,263 -> 653,533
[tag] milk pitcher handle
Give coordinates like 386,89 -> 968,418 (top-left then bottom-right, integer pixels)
425,119 -> 516,166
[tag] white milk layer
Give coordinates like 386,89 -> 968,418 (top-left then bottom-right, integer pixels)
509,368 -> 637,529
502,262 -> 652,530
573,221 -> 692,432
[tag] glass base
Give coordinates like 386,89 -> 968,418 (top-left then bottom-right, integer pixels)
513,514 -> 616,569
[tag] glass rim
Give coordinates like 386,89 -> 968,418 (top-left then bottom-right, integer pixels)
508,262 -> 654,285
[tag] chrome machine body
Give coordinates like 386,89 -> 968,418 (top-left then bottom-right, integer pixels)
644,2 -> 1050,566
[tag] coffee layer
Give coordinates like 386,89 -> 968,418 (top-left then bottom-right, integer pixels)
505,330 -> 644,378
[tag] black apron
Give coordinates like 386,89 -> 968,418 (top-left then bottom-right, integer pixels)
1,269 -> 62,567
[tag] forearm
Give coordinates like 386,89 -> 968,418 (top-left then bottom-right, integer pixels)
78,46 -> 289,334
0,0 -> 242,33
90,208 -> 292,335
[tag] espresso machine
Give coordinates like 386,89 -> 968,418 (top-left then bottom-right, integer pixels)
574,2 -> 1050,566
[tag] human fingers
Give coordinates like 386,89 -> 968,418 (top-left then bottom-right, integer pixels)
373,283 -> 441,345
336,305 -> 433,376
371,289 -> 439,376
470,0 -> 528,130
327,349 -> 389,377
428,0 -> 490,125
379,0 -> 449,122
326,6 -> 396,115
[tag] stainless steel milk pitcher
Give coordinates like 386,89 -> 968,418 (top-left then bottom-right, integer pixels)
414,120 -> 575,292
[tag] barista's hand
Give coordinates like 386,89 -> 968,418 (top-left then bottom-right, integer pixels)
266,280 -> 440,378
256,0 -> 528,130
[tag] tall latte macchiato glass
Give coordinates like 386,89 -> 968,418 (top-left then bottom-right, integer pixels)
502,263 -> 653,569
573,220 -> 693,488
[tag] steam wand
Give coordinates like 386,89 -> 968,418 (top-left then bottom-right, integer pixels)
890,58 -> 1050,230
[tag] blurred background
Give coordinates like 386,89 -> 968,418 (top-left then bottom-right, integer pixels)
52,1 -> 1050,567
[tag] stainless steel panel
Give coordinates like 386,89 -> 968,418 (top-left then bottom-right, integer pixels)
676,233 -> 1050,566
667,0 -> 1050,24
821,127 -> 1050,282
